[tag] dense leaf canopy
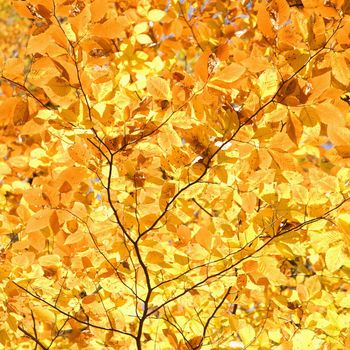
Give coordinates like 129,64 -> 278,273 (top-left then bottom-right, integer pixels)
1,0 -> 350,349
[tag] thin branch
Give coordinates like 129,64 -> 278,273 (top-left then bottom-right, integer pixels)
47,317 -> 70,350
194,287 -> 232,349
30,310 -> 39,350
18,325 -> 48,350
179,3 -> 204,51
147,196 -> 350,317
0,76 -> 48,109
136,19 -> 343,243
13,282 -> 136,339
192,198 -> 213,217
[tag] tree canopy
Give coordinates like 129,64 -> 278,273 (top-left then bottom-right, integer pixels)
1,0 -> 350,349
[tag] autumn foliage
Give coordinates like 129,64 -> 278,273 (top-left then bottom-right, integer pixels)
1,0 -> 350,349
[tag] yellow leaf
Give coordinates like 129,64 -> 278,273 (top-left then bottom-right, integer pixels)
100,276 -> 120,293
136,34 -> 153,44
92,80 -> 113,101
240,192 -> 256,213
305,275 -> 321,299
336,213 -> 350,245
292,330 -> 319,350
0,162 -> 11,176
325,245 -> 345,273
134,22 -> 148,35
292,185 -> 309,205
188,320 -> 203,335
239,322 -> 255,344
297,284 -> 310,302
147,9 -> 165,22
258,68 -> 279,99
38,254 -> 61,267
337,294 -> 350,308
32,307 -> 55,323
282,171 -> 304,184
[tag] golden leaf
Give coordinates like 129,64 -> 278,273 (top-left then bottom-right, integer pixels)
147,76 -> 171,100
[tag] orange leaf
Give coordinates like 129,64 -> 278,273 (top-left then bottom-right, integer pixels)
194,48 -> 211,82
147,77 -> 171,100
194,227 -> 211,250
25,209 -> 53,233
146,251 -> 165,265
64,231 -> 85,245
68,142 -> 91,165
212,63 -> 246,83
257,1 -> 274,38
